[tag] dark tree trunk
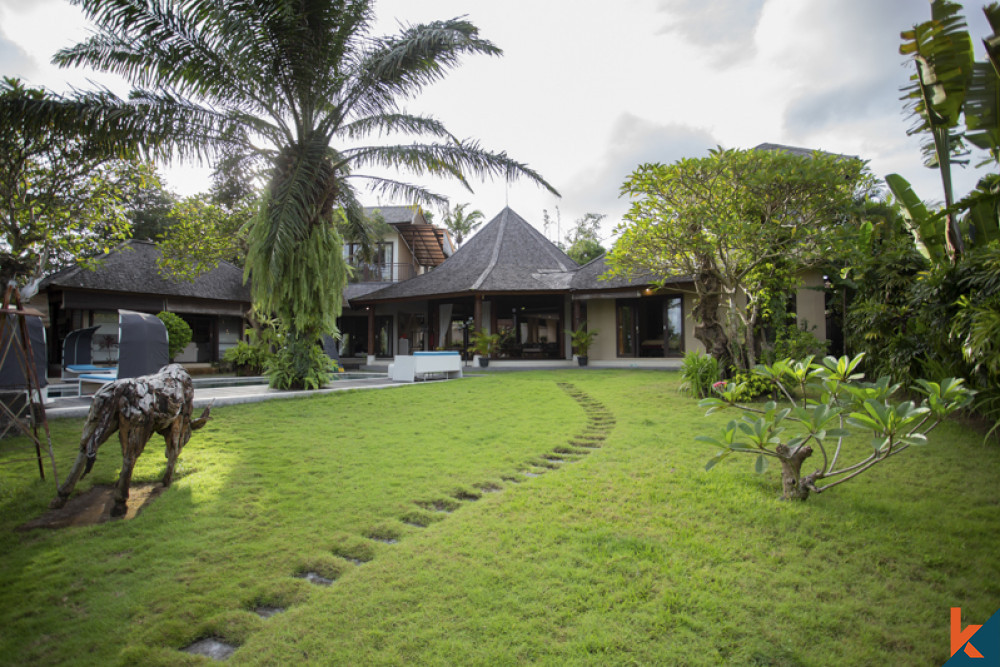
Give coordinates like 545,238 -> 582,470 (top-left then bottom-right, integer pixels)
692,269 -> 732,370
775,443 -> 814,500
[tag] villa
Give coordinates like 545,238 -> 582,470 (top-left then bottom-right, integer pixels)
344,206 -> 828,367
27,203 -> 828,373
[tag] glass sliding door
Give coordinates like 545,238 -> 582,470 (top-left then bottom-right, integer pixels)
617,302 -> 635,356
617,295 -> 683,357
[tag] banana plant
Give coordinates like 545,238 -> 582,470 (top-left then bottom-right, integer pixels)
893,1 -> 1000,264
900,0 -> 975,259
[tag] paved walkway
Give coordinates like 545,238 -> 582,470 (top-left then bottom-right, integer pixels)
44,377 -> 407,420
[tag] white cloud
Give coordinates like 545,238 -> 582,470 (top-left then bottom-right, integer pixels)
0,29 -> 36,80
654,0 -> 768,65
562,113 -> 718,236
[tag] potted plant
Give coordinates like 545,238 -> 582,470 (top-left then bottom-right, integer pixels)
569,327 -> 598,366
468,328 -> 500,367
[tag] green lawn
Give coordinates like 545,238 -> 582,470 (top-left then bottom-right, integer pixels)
1,370 -> 998,665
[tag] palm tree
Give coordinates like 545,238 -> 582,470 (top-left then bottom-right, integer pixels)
35,0 -> 557,387
443,203 -> 485,246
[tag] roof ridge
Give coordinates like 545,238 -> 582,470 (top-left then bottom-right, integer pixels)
471,208 -> 506,290
531,222 -> 574,271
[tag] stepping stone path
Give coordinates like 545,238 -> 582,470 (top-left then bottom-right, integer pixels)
254,606 -> 284,618
176,381 -> 615,662
296,571 -> 334,586
182,637 -> 237,661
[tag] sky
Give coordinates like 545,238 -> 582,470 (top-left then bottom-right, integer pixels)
0,0 -> 995,246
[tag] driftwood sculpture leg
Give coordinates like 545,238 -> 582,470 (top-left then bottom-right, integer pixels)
50,387 -> 121,510
49,364 -> 212,518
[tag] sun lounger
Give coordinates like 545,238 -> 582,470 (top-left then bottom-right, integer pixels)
389,351 -> 462,382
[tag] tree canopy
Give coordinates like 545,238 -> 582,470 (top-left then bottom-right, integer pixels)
609,147 -> 872,371
442,203 -> 485,246
0,77 -> 158,286
27,0 -> 557,387
562,212 -> 606,265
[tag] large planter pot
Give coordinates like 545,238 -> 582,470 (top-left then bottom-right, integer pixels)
577,356 -> 588,367
478,357 -> 490,368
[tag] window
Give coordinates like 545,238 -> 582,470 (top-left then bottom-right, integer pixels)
343,242 -> 394,281
617,295 -> 683,357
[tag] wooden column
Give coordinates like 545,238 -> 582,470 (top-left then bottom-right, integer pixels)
367,307 -> 375,356
474,294 -> 483,332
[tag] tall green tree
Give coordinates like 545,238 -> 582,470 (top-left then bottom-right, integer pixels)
22,0 -> 556,387
127,177 -> 176,241
561,212 -> 606,265
157,150 -> 261,280
0,77 -> 157,286
609,147 -> 871,371
442,203 -> 485,246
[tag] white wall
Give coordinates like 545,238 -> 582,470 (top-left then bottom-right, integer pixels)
796,269 -> 827,341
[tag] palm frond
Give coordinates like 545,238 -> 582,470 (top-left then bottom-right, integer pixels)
345,174 -> 449,209
346,17 -> 501,119
342,140 -> 560,196
0,83 -> 239,162
61,0 -> 298,137
339,113 -> 456,142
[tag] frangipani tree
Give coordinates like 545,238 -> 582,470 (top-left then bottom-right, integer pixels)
8,0 -> 557,388
609,147 -> 869,371
700,354 -> 974,500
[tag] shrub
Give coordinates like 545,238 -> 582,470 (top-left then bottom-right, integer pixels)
223,340 -> 271,376
679,351 -> 720,398
157,311 -> 192,361
766,321 -> 828,363
726,370 -> 774,402
266,336 -> 333,390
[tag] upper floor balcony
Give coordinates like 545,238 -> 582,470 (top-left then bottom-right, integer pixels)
347,262 -> 417,283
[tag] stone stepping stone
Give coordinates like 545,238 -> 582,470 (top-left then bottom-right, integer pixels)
182,637 -> 236,661
475,482 -> 502,493
415,499 -> 457,513
296,571 -> 334,585
254,606 -> 284,618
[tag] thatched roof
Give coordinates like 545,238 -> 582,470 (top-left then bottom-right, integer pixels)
363,205 -> 421,225
40,240 -> 251,303
753,142 -> 857,160
356,207 -> 578,302
570,254 -> 688,292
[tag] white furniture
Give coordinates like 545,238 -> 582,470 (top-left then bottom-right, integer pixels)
390,351 -> 463,383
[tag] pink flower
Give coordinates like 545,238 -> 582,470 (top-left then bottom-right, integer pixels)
712,381 -> 726,392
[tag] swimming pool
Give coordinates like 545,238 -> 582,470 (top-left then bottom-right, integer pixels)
191,372 -> 386,389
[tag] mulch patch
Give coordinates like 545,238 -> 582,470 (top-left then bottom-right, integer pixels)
18,483 -> 165,530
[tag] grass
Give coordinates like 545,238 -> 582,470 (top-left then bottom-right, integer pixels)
1,370 -> 998,665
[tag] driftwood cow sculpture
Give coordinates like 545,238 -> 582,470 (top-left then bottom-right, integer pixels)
50,364 -> 212,518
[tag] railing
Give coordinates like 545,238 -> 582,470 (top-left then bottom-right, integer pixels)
347,262 -> 416,283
